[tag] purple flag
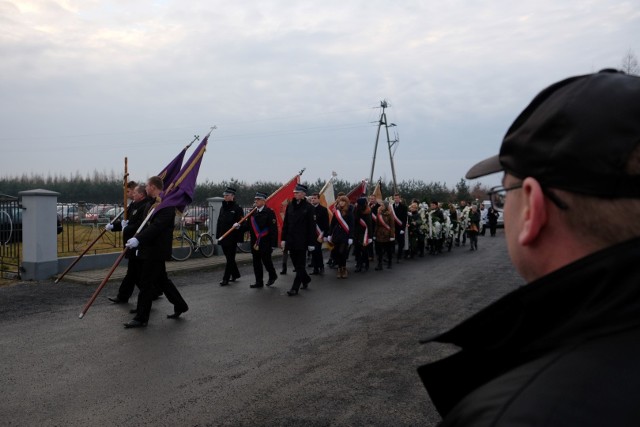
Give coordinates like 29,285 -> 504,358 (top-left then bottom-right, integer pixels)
157,148 -> 187,188
154,133 -> 209,215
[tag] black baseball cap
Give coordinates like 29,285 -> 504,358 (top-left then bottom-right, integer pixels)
466,69 -> 640,198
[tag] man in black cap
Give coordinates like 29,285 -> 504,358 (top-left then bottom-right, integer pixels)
281,183 -> 316,296
216,187 -> 243,286
418,70 -> 640,425
244,191 -> 278,288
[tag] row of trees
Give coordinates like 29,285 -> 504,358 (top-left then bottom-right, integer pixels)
0,172 -> 490,207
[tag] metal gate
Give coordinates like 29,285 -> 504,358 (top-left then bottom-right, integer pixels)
0,194 -> 22,280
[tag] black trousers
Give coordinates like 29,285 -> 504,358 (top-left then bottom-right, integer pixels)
251,248 -> 277,284
289,249 -> 310,292
311,241 -> 324,271
353,242 -> 369,268
395,231 -> 405,260
376,241 -> 394,265
116,257 -> 143,302
221,243 -> 240,281
135,259 -> 188,323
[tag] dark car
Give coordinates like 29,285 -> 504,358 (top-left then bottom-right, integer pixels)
0,195 -> 62,244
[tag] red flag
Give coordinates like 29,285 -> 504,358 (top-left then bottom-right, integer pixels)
266,174 -> 301,243
154,134 -> 209,216
346,180 -> 368,204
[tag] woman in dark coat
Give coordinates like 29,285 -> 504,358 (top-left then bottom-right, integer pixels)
328,195 -> 354,279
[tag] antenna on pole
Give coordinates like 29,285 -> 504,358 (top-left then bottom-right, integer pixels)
368,100 -> 399,194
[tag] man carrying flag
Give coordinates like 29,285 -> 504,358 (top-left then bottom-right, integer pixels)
123,176 -> 189,328
122,133 -> 208,328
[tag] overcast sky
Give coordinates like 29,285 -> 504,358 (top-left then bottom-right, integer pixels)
1,1 -> 638,193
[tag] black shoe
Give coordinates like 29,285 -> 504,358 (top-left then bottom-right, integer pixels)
280,270 -> 287,275
266,277 -> 277,286
167,308 -> 187,319
108,296 -> 127,304
250,283 -> 264,288
354,266 -> 362,273
129,309 -> 138,314
230,275 -> 239,282
286,289 -> 298,296
219,280 -> 229,286
123,319 -> 147,328
310,270 -> 320,275
374,265 -> 383,271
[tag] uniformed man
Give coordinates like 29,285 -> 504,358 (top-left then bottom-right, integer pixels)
281,183 -> 316,296
390,193 -> 408,262
123,176 -> 189,328
309,192 -> 329,275
216,187 -> 243,286
243,191 -> 279,288
106,183 -> 154,304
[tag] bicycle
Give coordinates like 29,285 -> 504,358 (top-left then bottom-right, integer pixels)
171,220 -> 215,261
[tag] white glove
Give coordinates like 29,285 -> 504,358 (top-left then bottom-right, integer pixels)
281,241 -> 286,250
348,239 -> 353,245
121,220 -> 129,229
367,239 -> 373,244
125,237 -> 139,249
105,223 -> 114,231
233,222 -> 241,229
327,236 -> 332,243
400,230 -> 405,235
390,237 -> 395,241
307,245 -> 315,252
373,236 -> 376,240
323,237 -> 328,242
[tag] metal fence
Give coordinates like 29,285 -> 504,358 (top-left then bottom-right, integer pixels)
0,195 -> 22,279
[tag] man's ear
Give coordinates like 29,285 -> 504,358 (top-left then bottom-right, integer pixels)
518,177 -> 548,246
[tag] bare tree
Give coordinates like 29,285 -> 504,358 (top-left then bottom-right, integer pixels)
621,50 -> 639,75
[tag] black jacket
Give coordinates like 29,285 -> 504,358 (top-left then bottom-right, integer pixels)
246,206 -> 278,250
312,203 -> 330,239
135,202 -> 175,261
113,197 -> 153,259
391,202 -> 408,232
216,201 -> 243,247
418,237 -> 640,426
281,198 -> 316,250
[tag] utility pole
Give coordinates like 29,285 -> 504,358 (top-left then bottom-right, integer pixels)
368,100 -> 399,194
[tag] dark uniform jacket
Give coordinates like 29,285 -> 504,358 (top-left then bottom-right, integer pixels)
313,203 -> 330,240
391,202 -> 408,233
135,201 -> 175,261
281,198 -> 316,250
113,197 -> 153,259
216,201 -> 243,247
246,206 -> 278,250
418,237 -> 640,426
329,207 -> 354,244
353,205 -> 372,245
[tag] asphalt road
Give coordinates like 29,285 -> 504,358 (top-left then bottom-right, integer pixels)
0,232 -> 523,426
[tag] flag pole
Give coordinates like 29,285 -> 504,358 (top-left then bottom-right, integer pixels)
123,157 -> 129,220
78,129 -> 214,318
318,171 -> 337,196
78,207 -> 156,319
217,169 -> 304,243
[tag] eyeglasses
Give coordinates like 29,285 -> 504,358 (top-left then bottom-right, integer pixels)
487,183 -> 569,210
487,184 -> 523,209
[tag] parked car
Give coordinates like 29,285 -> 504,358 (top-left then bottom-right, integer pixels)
84,204 -> 112,222
104,207 -> 125,221
1,197 -> 62,244
182,209 -> 209,227
57,204 -> 80,222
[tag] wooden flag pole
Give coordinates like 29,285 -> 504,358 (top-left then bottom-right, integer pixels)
78,207 -> 156,318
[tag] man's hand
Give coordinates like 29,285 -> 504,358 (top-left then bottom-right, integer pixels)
281,241 -> 286,250
307,245 -> 315,252
105,223 -> 114,231
125,237 -> 139,249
